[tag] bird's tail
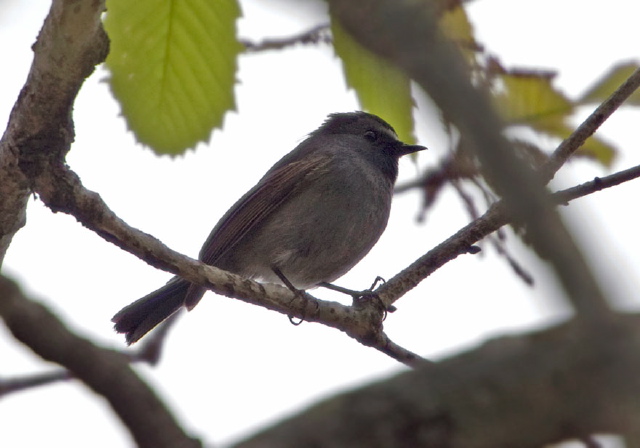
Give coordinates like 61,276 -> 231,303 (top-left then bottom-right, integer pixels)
112,277 -> 190,344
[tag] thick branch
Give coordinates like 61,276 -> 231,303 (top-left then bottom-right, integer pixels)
0,274 -> 201,448
234,313 -> 640,448
0,0 -> 108,265
0,312 -> 182,397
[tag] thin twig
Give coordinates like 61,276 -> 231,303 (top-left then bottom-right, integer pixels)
553,163 -> 640,204
450,178 -> 482,221
373,333 -> 432,368
541,67 -> 640,182
488,234 -> 535,286
0,370 -> 72,396
377,161 -> 640,308
241,24 -> 330,53
0,311 -> 180,397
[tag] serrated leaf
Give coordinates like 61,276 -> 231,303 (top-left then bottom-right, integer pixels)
104,0 -> 242,155
331,20 -> 416,144
580,61 -> 640,106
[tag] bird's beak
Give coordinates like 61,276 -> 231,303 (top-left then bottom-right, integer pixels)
395,143 -> 427,157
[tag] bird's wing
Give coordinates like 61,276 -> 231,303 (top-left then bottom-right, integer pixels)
198,152 -> 331,265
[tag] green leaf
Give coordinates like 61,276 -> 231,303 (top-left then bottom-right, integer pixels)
533,118 -> 616,166
493,71 -> 616,166
104,0 -> 242,155
439,2 -> 474,44
438,1 -> 479,62
580,61 -> 640,106
493,71 -> 573,125
331,20 -> 416,144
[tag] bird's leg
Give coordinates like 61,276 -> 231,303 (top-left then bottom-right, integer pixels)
272,267 -> 310,326
319,276 -> 395,316
319,276 -> 385,299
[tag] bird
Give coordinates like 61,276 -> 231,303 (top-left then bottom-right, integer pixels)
113,111 -> 426,344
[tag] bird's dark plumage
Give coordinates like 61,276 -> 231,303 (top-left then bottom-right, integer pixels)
113,112 -> 426,344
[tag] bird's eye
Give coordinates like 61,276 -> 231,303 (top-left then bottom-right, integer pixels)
363,130 -> 377,142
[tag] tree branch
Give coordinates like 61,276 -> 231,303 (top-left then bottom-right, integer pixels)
29,152 -> 640,367
0,0 -> 108,265
5,0 -> 639,370
378,161 -> 640,308
554,163 -> 640,204
2,1 -> 640,446
28,152 -> 427,362
541,67 -> 640,182
0,0 -> 422,372
0,274 -> 201,448
233,313 -> 640,448
241,24 -> 331,52
0,312 -> 181,397
327,0 -> 639,324
3,1 -> 639,446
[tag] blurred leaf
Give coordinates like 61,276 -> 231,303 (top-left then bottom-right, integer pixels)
493,71 -> 615,166
493,71 -> 573,125
579,135 -> 616,166
331,20 -> 416,144
533,118 -> 616,166
439,3 -> 474,42
104,0 -> 242,155
580,61 -> 640,105
438,1 -> 480,60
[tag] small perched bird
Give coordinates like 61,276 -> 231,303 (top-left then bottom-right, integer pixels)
113,111 -> 426,343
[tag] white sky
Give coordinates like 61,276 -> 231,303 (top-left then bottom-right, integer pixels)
1,0 -> 639,446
